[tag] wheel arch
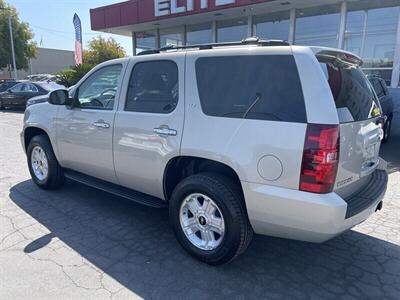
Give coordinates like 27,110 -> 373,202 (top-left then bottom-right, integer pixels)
23,126 -> 58,160
163,156 -> 244,203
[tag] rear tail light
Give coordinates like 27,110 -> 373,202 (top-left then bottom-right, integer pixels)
300,124 -> 339,193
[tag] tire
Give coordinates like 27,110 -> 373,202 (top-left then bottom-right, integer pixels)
382,116 -> 392,143
27,135 -> 64,189
0,100 -> 4,110
169,173 -> 253,265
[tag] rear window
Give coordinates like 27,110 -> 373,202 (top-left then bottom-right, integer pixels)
319,62 -> 381,122
195,55 -> 306,123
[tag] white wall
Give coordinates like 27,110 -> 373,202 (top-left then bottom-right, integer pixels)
0,47 -> 74,80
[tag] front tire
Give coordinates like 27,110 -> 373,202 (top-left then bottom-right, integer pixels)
169,173 -> 253,265
27,135 -> 64,189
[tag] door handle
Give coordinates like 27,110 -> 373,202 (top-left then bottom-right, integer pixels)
92,121 -> 110,129
154,127 -> 177,136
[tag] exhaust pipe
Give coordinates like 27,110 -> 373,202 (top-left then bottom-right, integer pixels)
375,201 -> 383,212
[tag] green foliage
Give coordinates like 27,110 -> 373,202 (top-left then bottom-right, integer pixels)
55,63 -> 93,87
83,36 -> 126,66
0,0 -> 37,70
55,36 -> 126,87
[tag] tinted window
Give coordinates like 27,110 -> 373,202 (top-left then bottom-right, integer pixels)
10,83 -> 24,93
24,84 -> 39,93
379,79 -> 389,96
77,64 -> 122,110
0,81 -> 17,92
320,62 -> 381,122
370,78 -> 384,98
195,55 -> 306,123
125,61 -> 178,114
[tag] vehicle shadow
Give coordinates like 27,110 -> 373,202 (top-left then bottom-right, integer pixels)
9,180 -> 400,299
380,112 -> 400,174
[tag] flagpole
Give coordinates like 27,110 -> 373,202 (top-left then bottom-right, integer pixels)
73,13 -> 83,65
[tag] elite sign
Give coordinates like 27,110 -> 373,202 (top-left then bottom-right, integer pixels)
154,0 -> 236,17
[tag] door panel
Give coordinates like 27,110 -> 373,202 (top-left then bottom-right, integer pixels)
56,108 -> 117,183
113,55 -> 185,199
2,83 -> 25,106
56,63 -> 126,184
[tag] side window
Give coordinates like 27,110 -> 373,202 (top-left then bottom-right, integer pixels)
195,55 -> 306,123
77,64 -> 122,110
125,60 -> 178,114
24,84 -> 38,93
10,83 -> 24,93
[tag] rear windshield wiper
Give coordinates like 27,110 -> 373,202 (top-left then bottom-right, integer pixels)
243,93 -> 262,119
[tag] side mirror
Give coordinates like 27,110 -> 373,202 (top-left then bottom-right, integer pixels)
48,89 -> 74,106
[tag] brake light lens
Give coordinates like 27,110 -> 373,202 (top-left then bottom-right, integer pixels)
300,124 -> 339,193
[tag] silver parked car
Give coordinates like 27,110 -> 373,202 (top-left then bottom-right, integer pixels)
21,39 -> 388,265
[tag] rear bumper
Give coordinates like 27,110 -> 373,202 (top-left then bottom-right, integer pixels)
242,169 -> 388,243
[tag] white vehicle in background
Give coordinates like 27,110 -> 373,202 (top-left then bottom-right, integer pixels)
21,38 -> 388,265
25,74 -> 57,82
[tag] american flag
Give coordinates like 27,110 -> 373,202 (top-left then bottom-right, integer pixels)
73,14 -> 83,65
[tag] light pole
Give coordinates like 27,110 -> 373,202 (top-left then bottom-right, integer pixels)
1,6 -> 18,80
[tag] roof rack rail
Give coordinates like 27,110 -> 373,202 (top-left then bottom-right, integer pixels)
137,37 -> 289,56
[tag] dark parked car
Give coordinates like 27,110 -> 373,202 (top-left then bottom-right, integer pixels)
0,80 -> 18,93
368,75 -> 394,143
0,81 -> 64,110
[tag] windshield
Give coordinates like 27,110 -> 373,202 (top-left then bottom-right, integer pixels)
319,61 -> 381,123
36,82 -> 65,92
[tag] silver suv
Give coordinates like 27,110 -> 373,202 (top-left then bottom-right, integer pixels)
21,39 -> 388,265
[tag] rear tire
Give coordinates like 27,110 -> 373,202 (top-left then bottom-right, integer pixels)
0,101 -> 4,110
169,173 -> 253,265
382,116 -> 392,143
27,135 -> 64,189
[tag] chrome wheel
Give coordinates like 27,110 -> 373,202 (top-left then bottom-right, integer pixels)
31,146 -> 49,181
179,193 -> 225,251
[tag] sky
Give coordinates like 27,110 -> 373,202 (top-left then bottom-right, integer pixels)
7,0 -> 133,54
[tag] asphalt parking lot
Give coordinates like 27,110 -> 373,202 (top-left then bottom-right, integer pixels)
0,110 -> 399,300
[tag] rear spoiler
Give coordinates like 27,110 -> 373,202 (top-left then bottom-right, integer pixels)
312,48 -> 363,67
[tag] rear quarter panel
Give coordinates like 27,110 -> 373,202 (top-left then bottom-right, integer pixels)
182,47 -> 308,189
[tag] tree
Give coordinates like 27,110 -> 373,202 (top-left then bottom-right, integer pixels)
56,36 -> 126,87
83,36 -> 126,66
0,0 -> 36,70
55,63 -> 93,87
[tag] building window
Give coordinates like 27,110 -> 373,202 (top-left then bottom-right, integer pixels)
346,7 -> 399,66
217,17 -> 248,43
295,4 -> 341,47
160,27 -> 184,47
344,10 -> 365,56
136,31 -> 157,53
187,23 -> 212,45
253,11 -> 290,41
345,6 -> 399,85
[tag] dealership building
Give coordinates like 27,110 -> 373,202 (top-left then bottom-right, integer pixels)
90,0 -> 400,87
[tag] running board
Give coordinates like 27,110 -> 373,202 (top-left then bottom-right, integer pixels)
64,170 -> 167,208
